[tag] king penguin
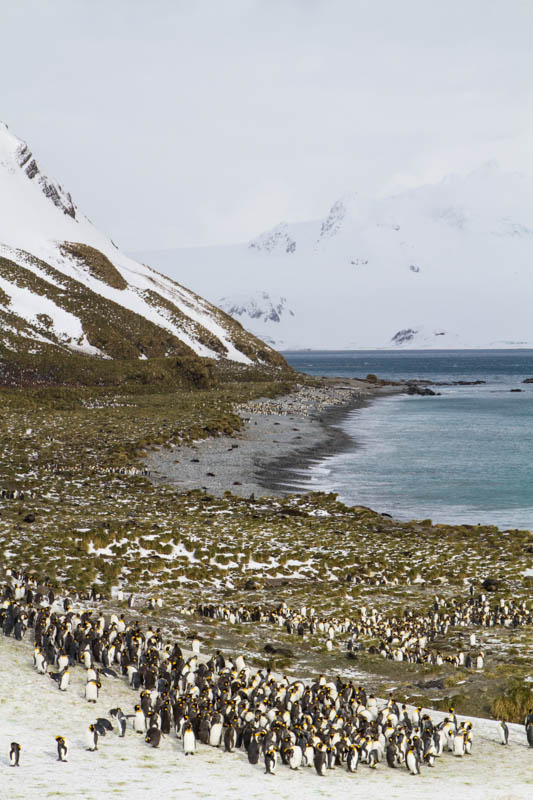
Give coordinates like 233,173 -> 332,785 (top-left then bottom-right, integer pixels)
406,747 -> 420,775
86,724 -> 98,751
56,736 -> 68,762
264,747 -> 277,775
183,721 -> 196,755
9,742 -> 21,766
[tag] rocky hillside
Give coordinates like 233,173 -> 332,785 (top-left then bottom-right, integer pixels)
137,163 -> 533,350
0,122 -> 285,385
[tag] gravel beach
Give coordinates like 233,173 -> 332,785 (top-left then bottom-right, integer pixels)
146,379 -> 397,498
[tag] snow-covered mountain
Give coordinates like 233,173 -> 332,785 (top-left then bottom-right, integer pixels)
0,122 -> 284,376
136,163 -> 533,350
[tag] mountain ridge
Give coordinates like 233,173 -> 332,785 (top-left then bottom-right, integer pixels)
0,122 -> 285,385
136,163 -> 533,351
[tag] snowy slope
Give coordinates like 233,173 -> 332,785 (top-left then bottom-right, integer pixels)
0,122 -> 283,367
2,628 -> 532,800
136,164 -> 533,350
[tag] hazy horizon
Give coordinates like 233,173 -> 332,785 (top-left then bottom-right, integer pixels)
2,0 -> 532,251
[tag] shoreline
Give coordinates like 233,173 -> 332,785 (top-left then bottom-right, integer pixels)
253,387 -> 376,495
145,379 -> 397,499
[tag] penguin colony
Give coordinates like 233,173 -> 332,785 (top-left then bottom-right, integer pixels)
0,488 -> 34,500
2,569 -> 533,782
40,464 -> 150,476
197,587 -> 532,670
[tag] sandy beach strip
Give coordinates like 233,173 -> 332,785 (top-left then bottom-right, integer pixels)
145,379 -> 397,498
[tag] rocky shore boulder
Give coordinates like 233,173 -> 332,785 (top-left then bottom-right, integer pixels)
406,385 -> 439,396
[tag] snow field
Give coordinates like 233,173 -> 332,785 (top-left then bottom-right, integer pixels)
1,632 -> 532,800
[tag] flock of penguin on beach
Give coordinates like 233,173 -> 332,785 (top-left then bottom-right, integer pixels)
196,584 -> 532,672
2,567 -> 533,781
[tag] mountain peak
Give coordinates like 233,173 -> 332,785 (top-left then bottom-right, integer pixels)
0,122 -> 285,378
0,121 -> 76,218
136,164 -> 533,351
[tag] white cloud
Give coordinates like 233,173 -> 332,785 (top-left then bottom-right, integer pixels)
1,0 -> 532,249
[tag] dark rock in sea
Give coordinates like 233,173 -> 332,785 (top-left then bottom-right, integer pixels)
206,472 -> 216,476
510,389 -> 523,392
482,577 -> 499,592
522,378 -> 533,383
191,458 -> 200,462
406,385 -> 439,396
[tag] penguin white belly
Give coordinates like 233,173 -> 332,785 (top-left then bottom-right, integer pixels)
35,654 -> 47,674
85,728 -> 97,751
289,746 -> 303,769
453,734 -> 465,756
85,681 -> 98,702
406,749 -> 419,775
209,722 -> 223,747
134,711 -> 146,733
183,730 -> 196,754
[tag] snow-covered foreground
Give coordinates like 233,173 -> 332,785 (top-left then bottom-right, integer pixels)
1,632 -> 531,800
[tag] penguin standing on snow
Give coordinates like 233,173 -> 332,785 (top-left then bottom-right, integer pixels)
386,742 -> 397,768
346,744 -> 359,772
56,736 -> 68,762
86,724 -> 98,751
264,747 -> 277,775
314,744 -> 327,776
453,731 -> 465,757
51,666 -> 70,692
183,722 -> 196,755
406,748 -> 420,775
247,733 -> 261,765
9,742 -> 21,766
208,714 -> 223,747
288,745 -> 303,770
525,710 -> 533,748
110,707 -> 127,737
85,679 -> 101,703
133,704 -> 146,733
145,728 -> 161,748
224,723 -> 237,752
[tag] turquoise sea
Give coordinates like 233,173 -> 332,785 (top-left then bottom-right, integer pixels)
283,351 -> 533,530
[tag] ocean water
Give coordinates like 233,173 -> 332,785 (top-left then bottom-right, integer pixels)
283,351 -> 533,530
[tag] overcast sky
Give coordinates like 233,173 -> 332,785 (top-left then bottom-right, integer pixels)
2,0 -> 532,250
